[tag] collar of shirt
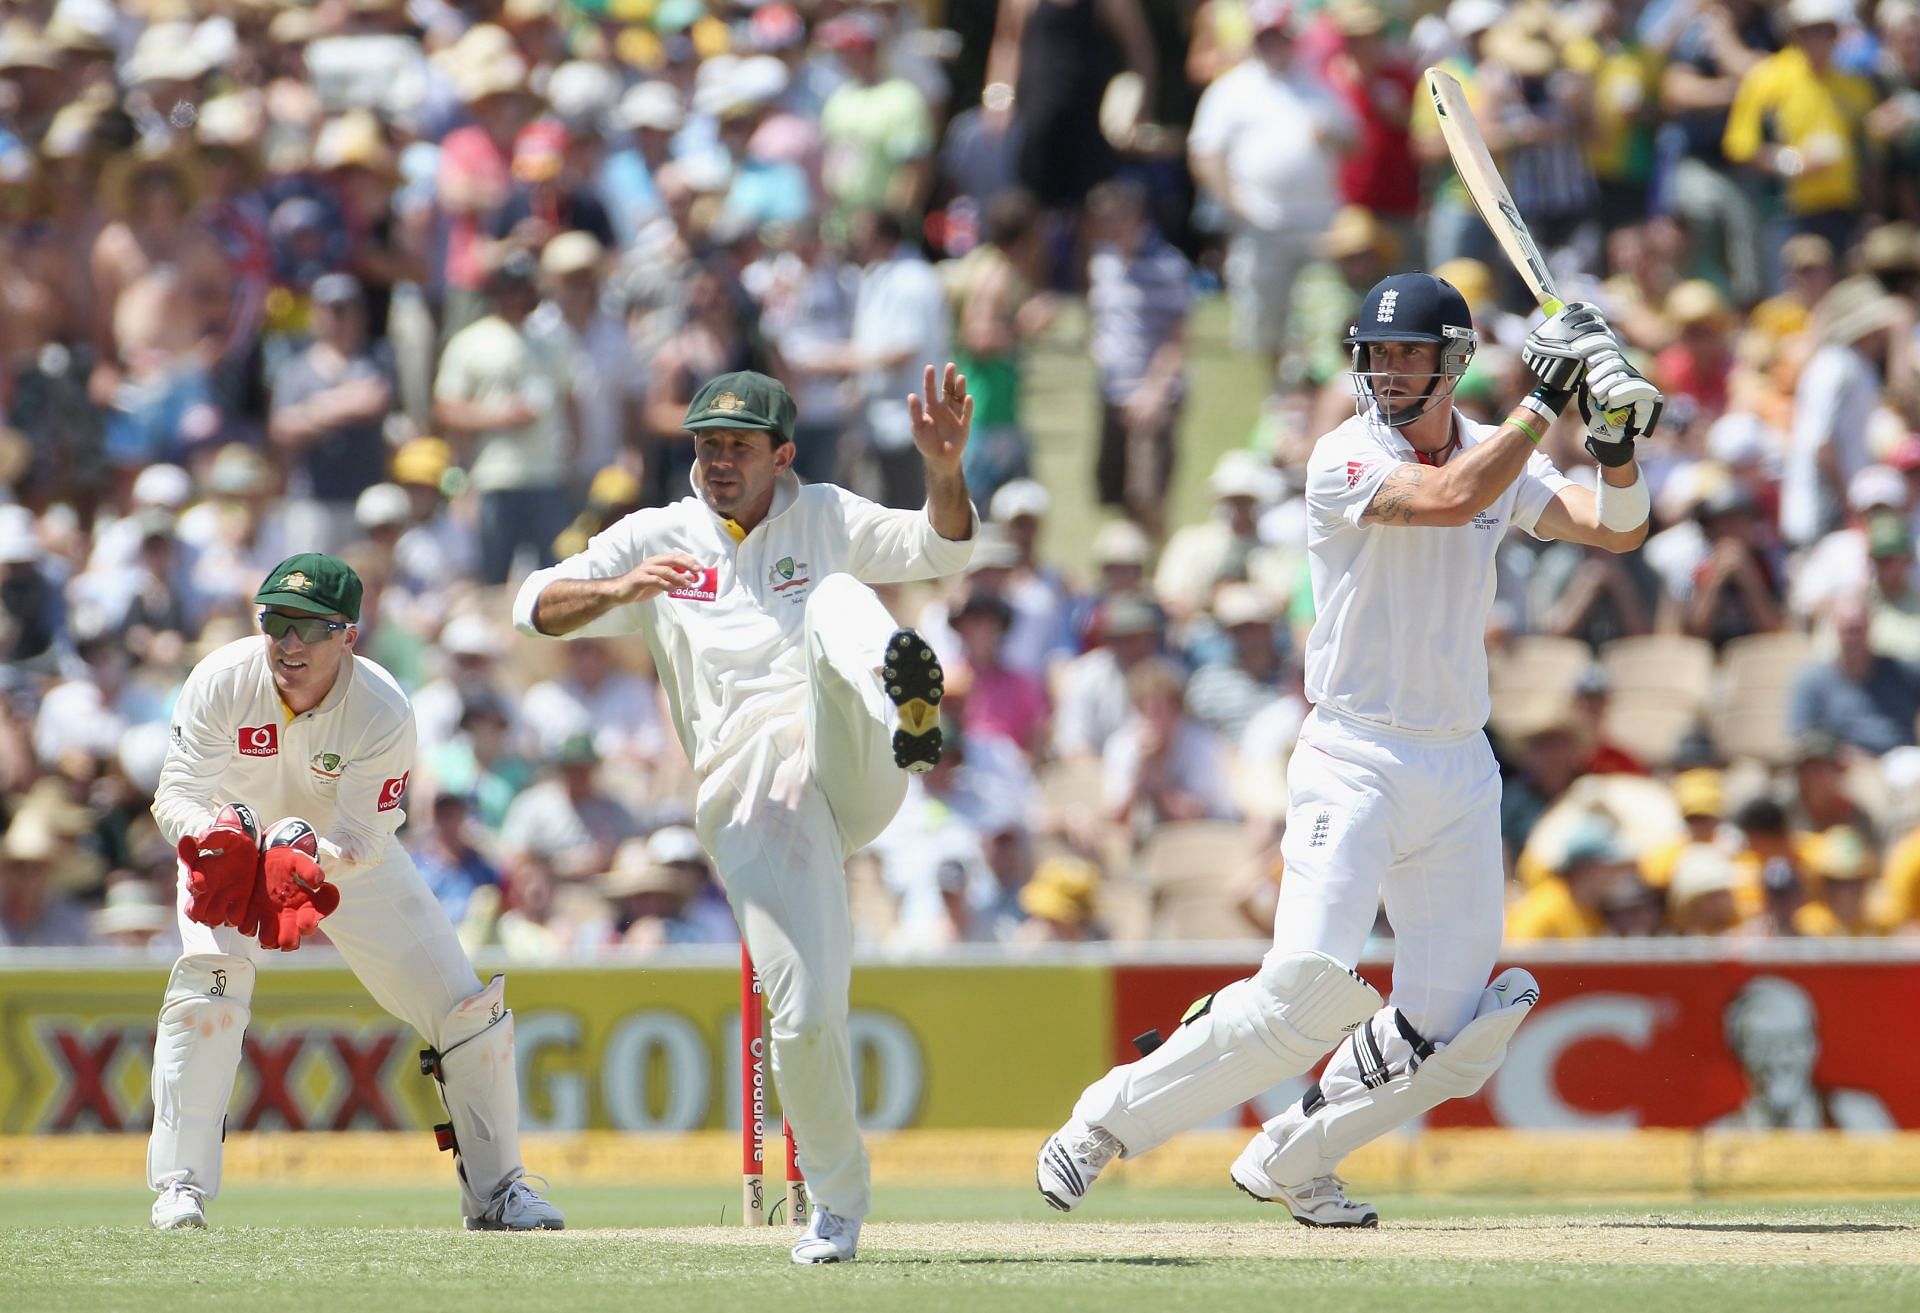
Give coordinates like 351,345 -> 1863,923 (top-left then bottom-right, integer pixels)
688,467 -> 803,543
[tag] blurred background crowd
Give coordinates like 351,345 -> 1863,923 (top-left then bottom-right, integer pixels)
5,0 -> 1920,959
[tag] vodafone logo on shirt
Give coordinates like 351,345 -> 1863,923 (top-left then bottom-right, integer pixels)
377,772 -> 409,812
237,724 -> 279,757
668,567 -> 720,602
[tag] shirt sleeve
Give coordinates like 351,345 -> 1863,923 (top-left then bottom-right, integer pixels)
1511,449 -> 1579,538
151,660 -> 236,845
833,484 -> 977,583
512,512 -> 652,639
318,702 -> 414,876
1719,62 -> 1770,164
1187,74 -> 1237,156
434,330 -> 475,401
1304,427 -> 1395,531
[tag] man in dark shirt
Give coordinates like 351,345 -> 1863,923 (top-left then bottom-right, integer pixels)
268,274 -> 397,552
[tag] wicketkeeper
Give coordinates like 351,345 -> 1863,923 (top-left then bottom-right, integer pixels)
147,553 -> 563,1233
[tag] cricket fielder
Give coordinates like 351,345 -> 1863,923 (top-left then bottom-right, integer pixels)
148,553 -> 563,1233
1037,274 -> 1660,1225
514,365 -> 976,1262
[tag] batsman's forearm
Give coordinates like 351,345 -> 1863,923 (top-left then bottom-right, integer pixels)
530,576 -> 633,637
1435,423 -> 1541,520
925,464 -> 975,541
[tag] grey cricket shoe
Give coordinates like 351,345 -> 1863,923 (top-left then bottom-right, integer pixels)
151,1181 -> 206,1231
465,1178 -> 565,1231
791,1205 -> 861,1263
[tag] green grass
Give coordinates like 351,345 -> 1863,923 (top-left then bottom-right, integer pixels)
1024,296 -> 1271,579
12,1184 -> 1919,1313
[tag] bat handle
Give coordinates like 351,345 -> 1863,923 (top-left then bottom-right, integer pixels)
1541,297 -> 1566,316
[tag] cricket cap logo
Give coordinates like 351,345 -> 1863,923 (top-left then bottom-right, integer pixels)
711,391 -> 743,413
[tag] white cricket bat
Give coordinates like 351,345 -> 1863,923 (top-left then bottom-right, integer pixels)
1424,66 -> 1565,316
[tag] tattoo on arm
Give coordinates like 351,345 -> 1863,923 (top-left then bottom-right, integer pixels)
1362,465 -> 1425,525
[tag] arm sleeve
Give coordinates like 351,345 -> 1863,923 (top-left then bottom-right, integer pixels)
317,707 -> 414,876
1304,429 -> 1394,531
1187,76 -> 1235,156
151,662 -> 237,845
433,333 -> 476,402
512,513 -> 652,639
1512,450 -> 1579,538
1719,64 -> 1768,164
833,485 -> 978,584
1784,667 -> 1820,738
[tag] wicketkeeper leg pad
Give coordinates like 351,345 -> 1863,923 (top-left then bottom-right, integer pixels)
1073,950 -> 1381,1157
148,954 -> 254,1199
419,975 -> 526,1221
1256,968 -> 1540,1185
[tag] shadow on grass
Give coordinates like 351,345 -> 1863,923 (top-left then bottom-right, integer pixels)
1595,1222 -> 1913,1235
878,1256 -> 1203,1268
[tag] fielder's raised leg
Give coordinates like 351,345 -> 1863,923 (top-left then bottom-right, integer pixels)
147,554 -> 562,1233
1039,274 -> 1657,1225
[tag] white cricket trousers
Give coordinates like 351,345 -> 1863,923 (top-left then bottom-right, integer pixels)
1275,707 -> 1506,1042
693,574 -> 910,1222
148,844 -> 483,1196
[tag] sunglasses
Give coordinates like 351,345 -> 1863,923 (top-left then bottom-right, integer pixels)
260,611 -> 351,643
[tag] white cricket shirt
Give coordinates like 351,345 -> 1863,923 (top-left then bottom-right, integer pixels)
513,472 -> 975,779
1303,411 -> 1573,737
153,638 -> 417,875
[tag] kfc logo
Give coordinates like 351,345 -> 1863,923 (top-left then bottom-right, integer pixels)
238,724 -> 279,757
668,567 -> 720,603
377,773 -> 409,812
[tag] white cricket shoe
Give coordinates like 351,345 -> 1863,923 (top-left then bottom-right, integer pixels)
1035,1116 -> 1123,1212
465,1177 -> 565,1231
1232,1134 -> 1378,1227
151,1182 -> 206,1231
790,1206 -> 860,1264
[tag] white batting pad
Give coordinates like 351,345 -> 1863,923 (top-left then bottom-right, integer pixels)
148,955 -> 254,1198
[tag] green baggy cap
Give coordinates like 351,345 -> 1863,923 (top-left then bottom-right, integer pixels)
254,552 -> 364,622
682,370 -> 797,444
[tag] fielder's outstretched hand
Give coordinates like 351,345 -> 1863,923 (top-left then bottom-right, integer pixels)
908,362 -> 973,475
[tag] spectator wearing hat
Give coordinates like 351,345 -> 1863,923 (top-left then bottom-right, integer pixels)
1680,467 -> 1784,647
1872,800 -> 1920,929
524,231 -> 639,486
1508,819 -> 1634,940
950,588 -> 1049,759
1651,280 -> 1736,421
985,478 -> 1075,678
1053,591 -> 1164,760
179,444 -> 291,616
409,791 -> 502,927
434,249 -> 575,583
817,12 -> 934,220
1105,656 -> 1232,835
1059,519 -> 1155,653
0,805 -> 94,948
1859,219 -> 1920,301
1641,768 -> 1732,890
640,263 -> 768,507
487,119 -> 616,257
599,837 -> 707,950
91,878 -> 178,955
1783,276 -> 1908,547
1863,510 -> 1920,661
490,851 -> 605,962
191,95 -> 273,365
747,218 -> 856,488
499,731 -> 645,883
1790,463 -> 1909,621
712,56 -> 814,231
424,692 -> 536,835
1667,842 -> 1744,935
1722,0 -> 1878,256
1560,0 -> 1666,234
1188,0 -> 1354,372
1788,595 -> 1920,756
603,81 -> 689,246
312,111 -> 415,345
435,30 -> 536,338
1750,233 -> 1838,344
1085,178 -> 1191,538
1791,824 -> 1878,935
1497,702 -> 1593,871
1184,583 -> 1289,735
942,189 -> 1056,510
521,637 -> 669,768
1155,450 -> 1279,625
387,437 -> 479,595
1321,0 -> 1420,238
1794,733 -> 1881,856
270,273 -> 398,554
1016,855 -> 1103,944
413,610 -> 522,748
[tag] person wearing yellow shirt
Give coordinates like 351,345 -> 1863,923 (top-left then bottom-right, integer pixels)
1878,822 -> 1920,930
1668,843 -> 1745,935
1642,767 -> 1730,888
1800,824 -> 1880,935
1508,820 -> 1628,941
1748,233 -> 1836,345
1721,0 -> 1878,251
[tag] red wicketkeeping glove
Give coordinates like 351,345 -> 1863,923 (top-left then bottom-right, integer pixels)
178,823 -> 261,928
251,847 -> 341,952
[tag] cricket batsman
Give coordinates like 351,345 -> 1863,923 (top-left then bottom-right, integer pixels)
147,553 -> 563,1233
1037,275 -> 1660,1225
514,365 -> 976,1262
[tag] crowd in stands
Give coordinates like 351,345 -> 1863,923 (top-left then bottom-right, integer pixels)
5,0 -> 1920,958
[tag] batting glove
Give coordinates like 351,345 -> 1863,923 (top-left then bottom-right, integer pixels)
1521,302 -> 1610,392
